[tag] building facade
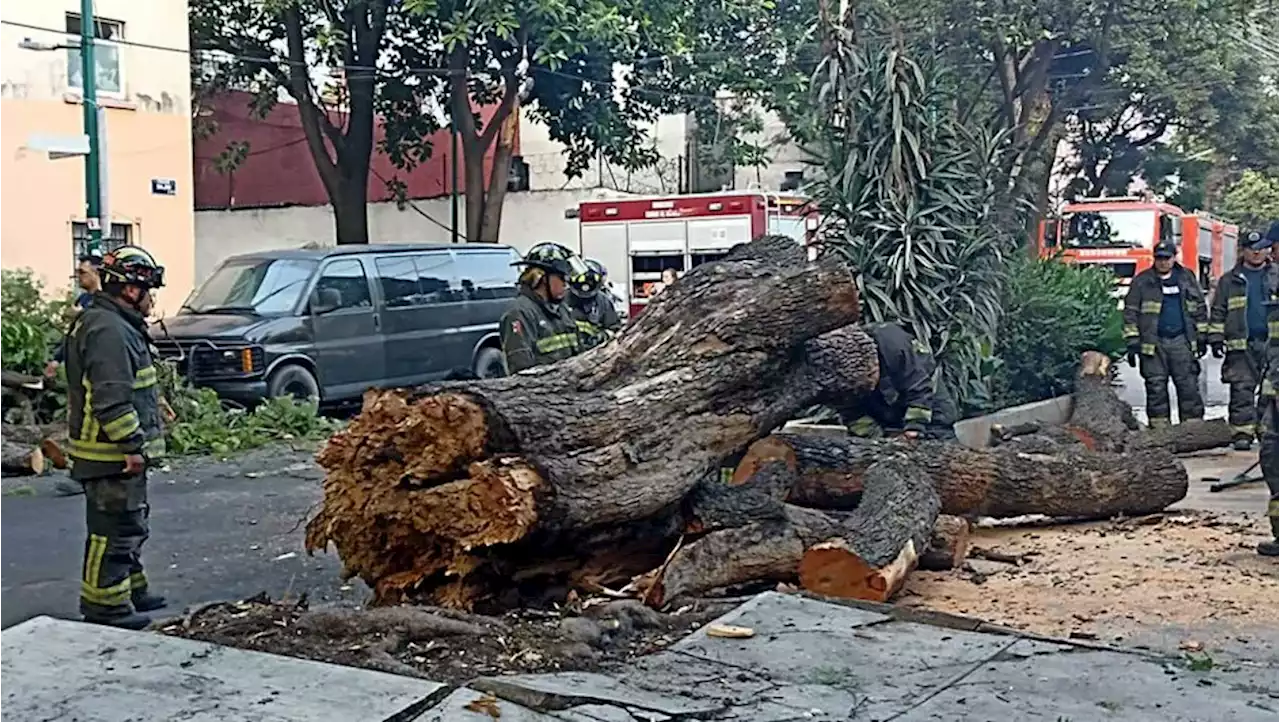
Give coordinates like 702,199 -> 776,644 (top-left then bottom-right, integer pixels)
1,1 -> 195,313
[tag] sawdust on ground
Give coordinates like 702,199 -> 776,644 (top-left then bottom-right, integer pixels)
900,510 -> 1278,641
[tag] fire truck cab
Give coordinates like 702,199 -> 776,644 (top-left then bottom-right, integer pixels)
569,191 -> 819,318
1037,197 -> 1238,299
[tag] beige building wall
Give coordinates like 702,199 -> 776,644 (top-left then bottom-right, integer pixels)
0,1 -> 194,314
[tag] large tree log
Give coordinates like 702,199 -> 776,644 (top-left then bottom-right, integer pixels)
797,458 -> 940,602
762,433 -> 1188,519
918,515 -> 972,571
2,424 -> 68,469
1,441 -> 45,477
1127,418 -> 1235,454
305,236 -> 878,607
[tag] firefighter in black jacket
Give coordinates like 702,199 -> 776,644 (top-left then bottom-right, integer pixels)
1122,240 -> 1209,428
568,259 -> 622,349
65,246 -> 168,629
500,243 -> 586,373
1207,229 -> 1279,449
840,322 -> 956,439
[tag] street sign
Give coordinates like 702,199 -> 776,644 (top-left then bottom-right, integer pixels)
151,178 -> 177,196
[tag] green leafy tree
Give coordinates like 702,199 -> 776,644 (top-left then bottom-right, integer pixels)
192,0 -> 778,244
1217,170 -> 1280,232
803,1 -> 1028,412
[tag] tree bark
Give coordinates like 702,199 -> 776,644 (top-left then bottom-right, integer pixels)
797,458 -> 940,602
1128,418 -> 1235,454
1061,351 -> 1140,452
305,236 -> 875,607
2,424 -> 67,469
763,433 -> 1188,520
919,515 -> 972,571
2,441 -> 44,476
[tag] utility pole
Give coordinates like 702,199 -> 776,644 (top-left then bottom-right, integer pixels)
79,0 -> 104,252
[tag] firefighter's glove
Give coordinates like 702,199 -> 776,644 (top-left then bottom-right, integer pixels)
1126,344 -> 1139,368
1196,340 -> 1208,358
1210,342 -> 1224,358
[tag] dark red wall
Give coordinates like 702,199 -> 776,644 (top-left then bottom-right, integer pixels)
193,91 -> 514,210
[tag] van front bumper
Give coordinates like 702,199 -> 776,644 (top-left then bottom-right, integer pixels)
195,378 -> 269,408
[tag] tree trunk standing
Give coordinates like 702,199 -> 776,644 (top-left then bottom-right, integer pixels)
306,236 -> 875,607
280,3 -> 386,246
332,176 -> 372,245
477,111 -> 518,243
450,45 -> 524,244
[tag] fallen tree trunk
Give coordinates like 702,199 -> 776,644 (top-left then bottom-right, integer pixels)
1127,418 -> 1234,454
2,424 -> 68,469
919,515 -> 971,571
2,441 -> 45,476
1060,351 -> 1140,452
762,433 -> 1188,519
305,235 -> 878,607
797,458 -> 940,602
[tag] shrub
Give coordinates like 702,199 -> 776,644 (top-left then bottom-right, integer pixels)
1,269 -> 72,376
990,254 -> 1126,408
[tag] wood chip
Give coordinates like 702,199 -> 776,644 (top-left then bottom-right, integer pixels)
705,624 -> 755,639
463,693 -> 502,718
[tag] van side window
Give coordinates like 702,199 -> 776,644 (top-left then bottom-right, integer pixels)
375,256 -> 421,308
458,251 -> 519,300
412,253 -> 460,303
313,259 -> 371,310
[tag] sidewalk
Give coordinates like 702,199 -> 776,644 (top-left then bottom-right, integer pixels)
5,592 -> 1276,721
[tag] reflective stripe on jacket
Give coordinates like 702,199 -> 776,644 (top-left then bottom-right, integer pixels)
500,286 -> 581,373
65,294 -> 164,479
1122,264 -> 1208,354
1209,262 -> 1279,351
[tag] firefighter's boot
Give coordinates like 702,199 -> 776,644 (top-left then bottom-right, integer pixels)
84,611 -> 152,630
131,590 -> 167,612
1259,508 -> 1279,558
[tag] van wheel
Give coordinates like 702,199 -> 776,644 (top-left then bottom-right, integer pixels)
266,364 -> 320,401
473,347 -> 507,379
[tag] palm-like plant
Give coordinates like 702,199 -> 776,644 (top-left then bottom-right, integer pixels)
801,1 -> 1029,412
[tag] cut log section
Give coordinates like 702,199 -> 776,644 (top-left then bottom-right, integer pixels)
2,424 -> 69,469
1127,418 -> 1234,454
305,235 -> 877,607
2,441 -> 45,477
797,458 -> 940,602
762,433 -> 1188,519
918,515 -> 972,571
1060,351 -> 1140,452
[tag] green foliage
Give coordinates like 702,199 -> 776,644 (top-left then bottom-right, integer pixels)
1217,171 -> 1279,233
803,5 -> 1029,413
1,269 -> 72,376
991,255 -> 1125,408
158,359 -> 340,457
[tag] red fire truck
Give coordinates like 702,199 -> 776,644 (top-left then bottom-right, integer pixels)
1037,196 -> 1238,299
569,191 -> 819,317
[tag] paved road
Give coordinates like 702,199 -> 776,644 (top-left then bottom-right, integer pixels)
0,445 -> 365,629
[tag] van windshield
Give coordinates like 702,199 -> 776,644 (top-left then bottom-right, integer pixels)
183,259 -> 317,315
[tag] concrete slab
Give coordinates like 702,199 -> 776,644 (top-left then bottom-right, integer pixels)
1,616 -> 443,722
416,687 -> 556,721
470,672 -> 723,718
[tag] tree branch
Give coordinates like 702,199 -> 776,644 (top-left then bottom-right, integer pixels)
283,5 -> 341,191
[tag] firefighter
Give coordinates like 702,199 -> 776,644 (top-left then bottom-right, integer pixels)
839,322 -> 956,440
1208,229 -> 1278,449
45,249 -> 104,378
1122,240 -> 1209,428
65,246 -> 168,629
568,259 -> 622,350
501,242 -> 587,373
1254,252 -> 1280,558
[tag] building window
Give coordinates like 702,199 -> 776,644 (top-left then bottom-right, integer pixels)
72,222 -> 132,262
65,13 -> 124,96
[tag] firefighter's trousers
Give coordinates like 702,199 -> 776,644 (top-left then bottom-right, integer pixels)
80,473 -> 151,620
1223,338 -> 1269,442
1261,399 -> 1278,542
1140,335 -> 1204,426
